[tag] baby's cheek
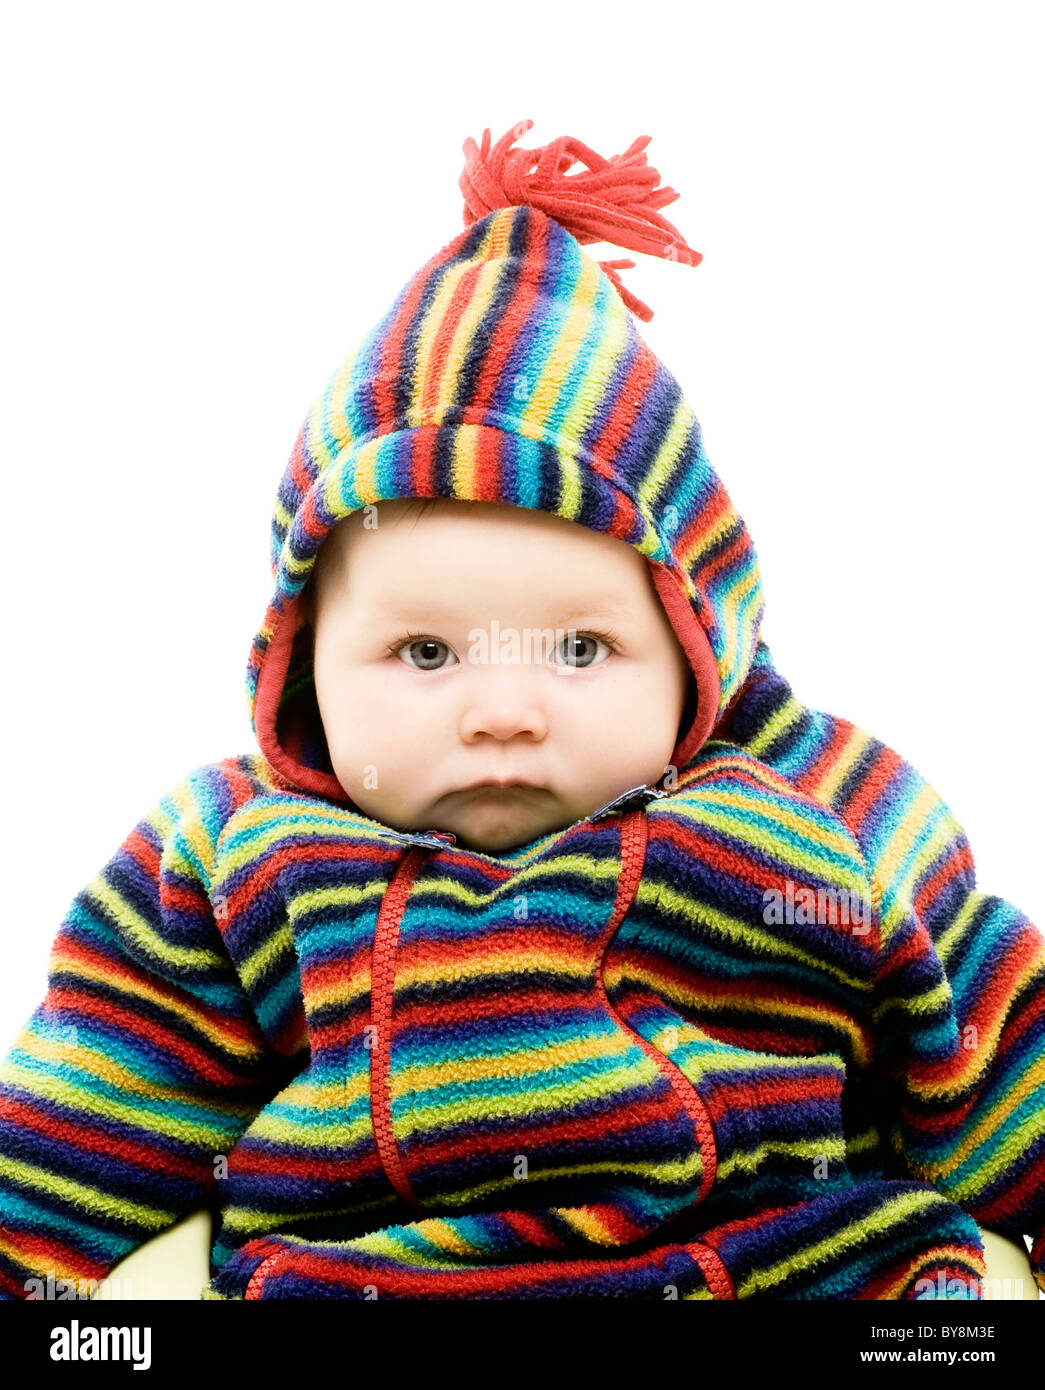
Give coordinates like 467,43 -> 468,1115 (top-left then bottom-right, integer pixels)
562,716 -> 657,790
323,717 -> 394,805
577,666 -> 676,746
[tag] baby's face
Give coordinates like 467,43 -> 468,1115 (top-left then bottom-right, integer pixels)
305,498 -> 692,853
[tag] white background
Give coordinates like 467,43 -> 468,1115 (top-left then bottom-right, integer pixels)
1,1 -> 1042,1268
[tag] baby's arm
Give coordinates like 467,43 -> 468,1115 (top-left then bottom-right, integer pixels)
860,767 -> 1045,1295
206,1180 -> 985,1300
0,766 -> 291,1300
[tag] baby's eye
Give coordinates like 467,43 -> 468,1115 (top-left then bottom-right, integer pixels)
551,631 -> 612,669
395,637 -> 459,671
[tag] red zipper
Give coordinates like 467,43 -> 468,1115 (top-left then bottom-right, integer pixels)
368,811 -> 715,1216
594,808 -> 718,1204
369,847 -> 428,1208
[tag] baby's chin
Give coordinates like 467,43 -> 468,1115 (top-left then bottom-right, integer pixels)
349,785 -> 603,854
449,819 -> 557,854
433,789 -> 570,853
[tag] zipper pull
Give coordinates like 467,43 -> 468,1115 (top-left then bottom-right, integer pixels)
589,783 -> 666,822
373,827 -> 457,850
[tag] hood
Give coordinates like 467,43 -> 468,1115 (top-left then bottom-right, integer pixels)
247,122 -> 766,803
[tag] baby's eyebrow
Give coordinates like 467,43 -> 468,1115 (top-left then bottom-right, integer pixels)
555,601 -> 634,624
370,596 -> 634,626
366,595 -> 457,619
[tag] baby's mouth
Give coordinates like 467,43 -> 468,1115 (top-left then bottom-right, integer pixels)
453,780 -> 543,796
439,779 -> 548,805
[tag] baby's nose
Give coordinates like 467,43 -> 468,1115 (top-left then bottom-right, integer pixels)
458,664 -> 549,742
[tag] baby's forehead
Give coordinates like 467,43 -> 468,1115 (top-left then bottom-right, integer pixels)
310,496 -> 651,609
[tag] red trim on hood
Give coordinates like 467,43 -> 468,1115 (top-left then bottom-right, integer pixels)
646,559 -> 721,770
254,592 -> 349,803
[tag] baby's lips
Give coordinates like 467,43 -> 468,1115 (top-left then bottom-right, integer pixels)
442,778 -> 547,802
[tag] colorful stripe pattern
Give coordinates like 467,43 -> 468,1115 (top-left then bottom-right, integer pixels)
1,184 -> 1041,1302
205,1182 -> 983,1301
1,695 -> 1039,1298
245,203 -> 763,790
717,642 -> 1045,1253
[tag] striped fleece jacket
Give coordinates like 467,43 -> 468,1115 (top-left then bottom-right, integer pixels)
1,124 -> 1042,1301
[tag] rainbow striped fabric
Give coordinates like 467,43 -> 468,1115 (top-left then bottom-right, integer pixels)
0,199 -> 1042,1300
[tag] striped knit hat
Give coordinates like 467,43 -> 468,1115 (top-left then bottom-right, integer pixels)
248,120 -> 765,802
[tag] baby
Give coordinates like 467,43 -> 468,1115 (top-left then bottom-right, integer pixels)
0,121 -> 1042,1303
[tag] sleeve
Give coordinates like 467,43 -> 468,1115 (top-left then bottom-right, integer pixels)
860,756 -> 1045,1296
205,1202 -> 734,1300
698,647 -> 1045,1293
0,766 -> 291,1300
205,1180 -> 989,1301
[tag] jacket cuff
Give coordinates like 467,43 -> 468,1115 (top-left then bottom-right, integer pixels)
205,1232 -> 730,1301
205,1178 -> 990,1301
695,1181 -> 986,1301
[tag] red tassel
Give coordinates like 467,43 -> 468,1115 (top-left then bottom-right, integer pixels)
459,119 -> 702,321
